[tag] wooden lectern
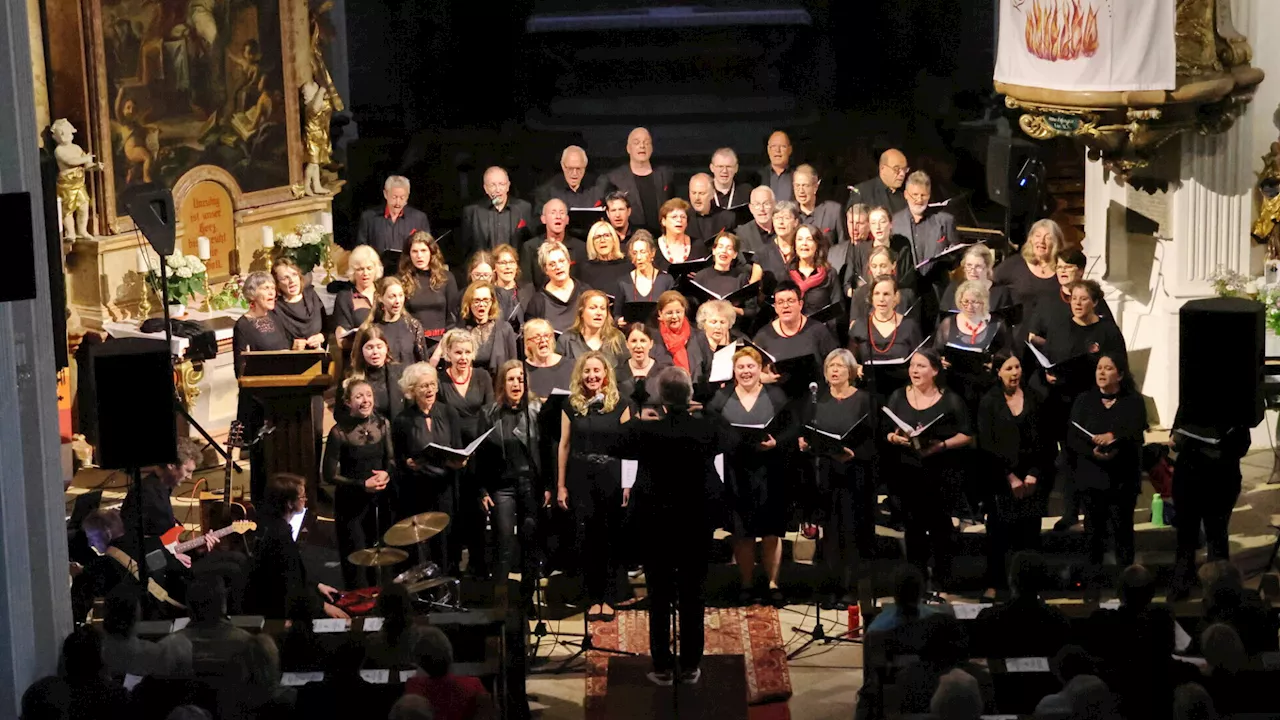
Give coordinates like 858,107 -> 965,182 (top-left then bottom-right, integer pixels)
238,350 -> 331,513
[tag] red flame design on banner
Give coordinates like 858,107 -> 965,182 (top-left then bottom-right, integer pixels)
1024,0 -> 1100,62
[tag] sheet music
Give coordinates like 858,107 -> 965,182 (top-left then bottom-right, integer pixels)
313,618 -> 350,633
1072,421 -> 1096,439
951,603 -> 990,620
1025,340 -> 1053,369
172,617 -> 190,632
713,454 -> 725,483
708,343 -> 736,383
881,407 -> 915,434
400,669 -> 418,683
360,669 -> 391,684
289,508 -> 307,541
621,459 -> 638,490
363,617 -> 384,632
1174,621 -> 1192,653
1005,657 -> 1050,673
281,672 -> 324,686
1173,428 -> 1220,445
124,674 -> 144,691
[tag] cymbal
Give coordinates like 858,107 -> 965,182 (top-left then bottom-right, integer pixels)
406,575 -> 457,595
347,547 -> 409,567
383,512 -> 450,546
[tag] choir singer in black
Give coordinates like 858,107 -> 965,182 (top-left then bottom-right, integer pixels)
612,366 -> 740,686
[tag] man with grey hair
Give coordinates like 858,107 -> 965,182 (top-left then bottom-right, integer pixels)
758,130 -> 795,202
356,175 -> 432,259
612,366 -> 740,687
891,170 -> 957,268
792,164 -> 846,246
687,173 -> 736,245
733,186 -> 777,254
710,147 -> 751,210
606,127 -> 674,232
462,166 -> 533,254
533,145 -> 606,220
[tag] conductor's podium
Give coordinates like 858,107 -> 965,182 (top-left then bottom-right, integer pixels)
238,350 -> 331,509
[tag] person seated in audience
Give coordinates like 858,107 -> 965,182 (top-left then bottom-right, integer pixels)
1198,622 -> 1258,715
404,626 -> 493,720
734,186 -> 776,255
791,165 -> 844,245
1033,645 -> 1108,718
156,577 -> 249,685
867,564 -> 938,632
1172,682 -> 1218,720
604,191 -> 635,245
271,258 -> 326,350
687,173 -> 737,246
61,626 -> 129,716
101,585 -> 190,679
462,166 -> 533,255
295,638 -> 398,720
606,127 -> 675,233
972,551 -> 1070,658
221,634 -> 292,720
356,175 -> 431,260
850,148 -> 909,218
21,675 -> 70,720
522,318 -> 570,398
460,280 -> 517,376
578,221 -> 630,295
332,244 -> 383,344
390,694 -> 435,720
520,199 -> 584,288
890,615 -> 994,716
165,705 -> 213,720
525,241 -> 588,335
929,668 -> 984,720
710,147 -> 752,210
1199,560 -> 1275,654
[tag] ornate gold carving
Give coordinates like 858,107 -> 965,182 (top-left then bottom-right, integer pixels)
1214,0 -> 1251,68
177,359 -> 204,412
1255,139 -> 1280,257
1176,0 -> 1222,78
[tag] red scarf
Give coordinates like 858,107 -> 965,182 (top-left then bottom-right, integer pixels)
659,318 -> 692,371
789,266 -> 828,298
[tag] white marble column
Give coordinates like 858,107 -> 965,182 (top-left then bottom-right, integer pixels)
0,0 -> 74,712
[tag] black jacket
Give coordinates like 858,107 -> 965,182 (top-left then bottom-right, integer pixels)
605,164 -> 675,231
461,197 -> 534,254
477,399 -> 548,494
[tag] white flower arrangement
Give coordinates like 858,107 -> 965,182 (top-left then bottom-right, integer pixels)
148,251 -> 208,306
274,223 -> 333,273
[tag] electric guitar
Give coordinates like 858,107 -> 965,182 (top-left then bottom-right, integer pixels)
159,520 -> 257,555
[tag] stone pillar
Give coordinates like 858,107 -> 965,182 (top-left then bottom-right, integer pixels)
0,0 -> 75,713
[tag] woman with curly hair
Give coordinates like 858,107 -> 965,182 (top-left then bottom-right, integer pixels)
398,231 -> 459,345
556,351 -> 632,620
556,289 -> 627,369
365,276 -> 427,365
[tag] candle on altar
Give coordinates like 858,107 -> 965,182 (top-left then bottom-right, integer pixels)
197,236 -> 211,260
320,211 -> 334,234
261,226 -> 275,248
136,248 -> 150,273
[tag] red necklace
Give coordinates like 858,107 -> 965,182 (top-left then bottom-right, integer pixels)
777,316 -> 805,338
868,312 -> 900,355
451,368 -> 472,387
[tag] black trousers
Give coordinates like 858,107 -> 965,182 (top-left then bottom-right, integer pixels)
984,495 -> 1042,588
1173,462 -> 1240,582
644,530 -> 711,673
402,475 -> 460,571
571,460 -> 623,604
336,491 -> 389,589
819,460 -> 874,591
491,477 -> 542,601
1081,486 -> 1138,570
898,464 -> 955,588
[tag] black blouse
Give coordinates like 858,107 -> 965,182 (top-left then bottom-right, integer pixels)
849,314 -> 925,365
850,284 -> 917,321
616,270 -> 676,303
526,282 -> 588,335
375,316 -> 427,366
1067,388 -> 1146,492
344,362 -> 406,422
275,287 -> 327,342
993,257 -> 1058,324
332,288 -> 375,333
809,389 -> 878,462
557,331 -> 628,371
526,359 -> 572,399
579,258 -> 631,298
752,319 -> 838,369
392,402 -> 463,481
404,269 -> 460,336
789,265 -> 842,317
977,385 -> 1048,481
439,368 -> 495,442
883,387 -> 972,469
468,319 -> 518,376
232,312 -> 291,376
322,414 -> 394,494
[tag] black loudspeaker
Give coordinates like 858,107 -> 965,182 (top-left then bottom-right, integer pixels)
0,192 -> 37,303
986,135 -> 1039,209
123,185 -> 176,256
1179,297 -> 1264,429
90,338 -> 178,469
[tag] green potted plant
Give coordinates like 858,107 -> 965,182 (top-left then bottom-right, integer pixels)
147,252 -> 207,317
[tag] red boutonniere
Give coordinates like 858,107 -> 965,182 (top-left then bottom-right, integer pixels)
938,235 -> 947,244
517,218 -> 527,229
663,184 -> 669,192
822,227 -> 831,235
594,200 -> 603,207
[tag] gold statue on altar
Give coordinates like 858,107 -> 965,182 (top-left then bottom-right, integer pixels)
301,2 -> 344,197
52,118 -> 102,242
1254,139 -> 1280,259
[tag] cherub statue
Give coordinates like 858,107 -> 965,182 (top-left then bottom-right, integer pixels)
300,79 -> 334,196
51,118 -> 102,242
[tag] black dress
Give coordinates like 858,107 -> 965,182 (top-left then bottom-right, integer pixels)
232,312 -> 291,500
579,258 -> 631,298
616,270 -> 676,305
332,288 -> 375,333
526,359 -> 572,399
883,387 -> 972,588
934,315 -> 1012,416
374,315 -> 427,366
752,319 -> 839,400
392,402 -> 464,569
977,385 -> 1050,588
849,314 -> 925,398
322,413 -> 395,588
564,399 -> 629,604
525,282 -> 588,334
275,287 -> 327,344
710,385 -> 794,538
439,368 -> 494,574
1067,388 -> 1146,574
806,388 -> 877,592
404,269 -> 460,340
992,256 -> 1058,327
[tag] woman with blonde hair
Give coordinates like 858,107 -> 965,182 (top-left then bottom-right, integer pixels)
523,318 -> 571,398
333,244 -> 384,340
557,289 -> 627,369
939,244 -> 1011,313
460,279 -> 517,374
398,230 -> 459,343
525,241 -> 588,334
366,276 -> 427,365
580,221 -> 630,295
556,351 -> 632,620
993,218 -> 1062,323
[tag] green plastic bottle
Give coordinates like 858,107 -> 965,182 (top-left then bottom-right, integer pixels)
1151,494 -> 1166,527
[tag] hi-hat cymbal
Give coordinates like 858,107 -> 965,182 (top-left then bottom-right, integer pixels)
383,512 -> 450,546
347,547 -> 409,567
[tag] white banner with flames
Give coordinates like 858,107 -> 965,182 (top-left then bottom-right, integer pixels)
994,0 -> 1175,92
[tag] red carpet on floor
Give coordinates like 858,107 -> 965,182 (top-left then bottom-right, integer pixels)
584,605 -> 792,717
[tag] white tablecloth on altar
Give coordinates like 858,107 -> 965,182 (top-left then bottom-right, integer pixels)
103,307 -> 245,358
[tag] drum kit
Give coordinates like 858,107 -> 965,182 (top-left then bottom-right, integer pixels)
344,510 -> 464,612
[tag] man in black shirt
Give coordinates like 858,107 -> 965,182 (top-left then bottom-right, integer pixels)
793,164 -> 846,244
687,174 -> 737,246
758,131 -> 794,202
532,145 -> 607,222
606,127 -> 674,232
604,191 -> 635,246
519,199 -> 585,287
119,438 -> 215,567
848,148 -> 909,217
733,186 -> 776,255
710,147 -> 752,211
461,166 -> 533,255
355,175 -> 431,259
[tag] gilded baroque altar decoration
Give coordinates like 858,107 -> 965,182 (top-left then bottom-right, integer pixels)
995,0 -> 1263,182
